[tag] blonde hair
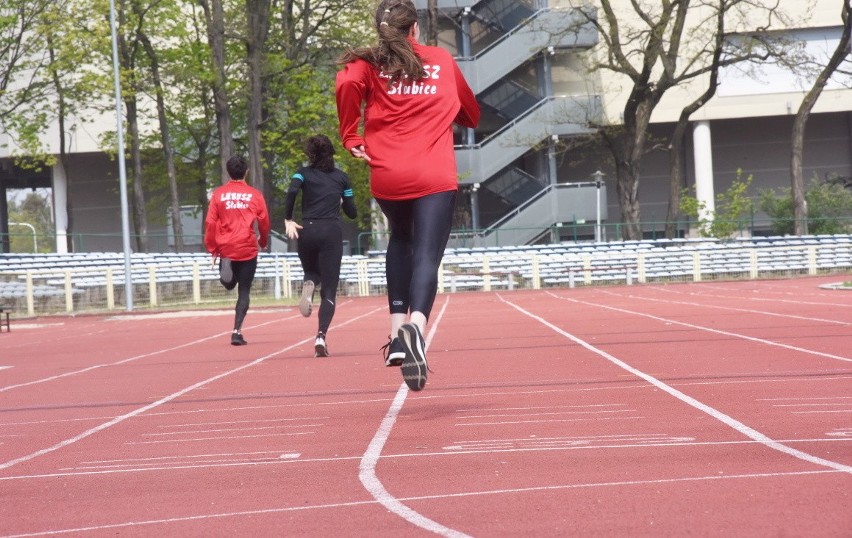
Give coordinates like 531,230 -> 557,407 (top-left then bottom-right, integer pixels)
338,0 -> 425,87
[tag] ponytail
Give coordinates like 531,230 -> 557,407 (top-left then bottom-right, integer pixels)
339,0 -> 425,87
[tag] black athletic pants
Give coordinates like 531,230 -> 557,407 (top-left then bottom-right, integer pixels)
222,256 -> 257,331
376,190 -> 456,321
298,219 -> 343,335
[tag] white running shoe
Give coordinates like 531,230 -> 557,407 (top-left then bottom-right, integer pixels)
314,334 -> 328,357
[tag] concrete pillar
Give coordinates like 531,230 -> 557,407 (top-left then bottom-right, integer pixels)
692,120 -> 715,225
52,161 -> 69,253
461,8 -> 476,147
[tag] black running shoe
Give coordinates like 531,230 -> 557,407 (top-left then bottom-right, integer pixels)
231,331 -> 247,346
314,333 -> 328,357
398,323 -> 427,391
299,281 -> 315,317
219,257 -> 234,287
380,336 -> 405,367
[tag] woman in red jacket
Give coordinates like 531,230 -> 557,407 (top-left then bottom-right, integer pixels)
204,155 -> 270,346
336,0 -> 480,391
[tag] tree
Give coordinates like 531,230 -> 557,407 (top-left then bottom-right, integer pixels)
8,192 -> 53,253
138,25 -> 185,251
571,0 -> 793,240
680,169 -> 753,239
259,0 -> 374,226
42,0 -> 104,252
0,0 -> 54,155
760,177 -> 852,235
790,0 -> 852,235
664,0 -> 792,238
245,0 -> 270,200
425,0 -> 438,46
198,0 -> 234,184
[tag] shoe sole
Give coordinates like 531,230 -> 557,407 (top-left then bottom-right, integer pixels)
315,343 -> 328,357
299,281 -> 315,317
231,338 -> 247,346
398,323 -> 427,391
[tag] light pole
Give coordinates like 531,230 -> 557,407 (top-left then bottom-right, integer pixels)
593,170 -> 604,242
9,222 -> 37,252
109,0 -> 134,310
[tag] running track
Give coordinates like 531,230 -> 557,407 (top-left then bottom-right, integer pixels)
1,275 -> 850,536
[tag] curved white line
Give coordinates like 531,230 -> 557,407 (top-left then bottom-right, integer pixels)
358,297 -> 472,538
2,469 -> 839,537
500,294 -> 852,474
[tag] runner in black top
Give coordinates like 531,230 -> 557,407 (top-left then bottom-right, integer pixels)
284,135 -> 357,357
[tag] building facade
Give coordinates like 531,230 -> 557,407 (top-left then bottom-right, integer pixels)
1,0 -> 850,252
415,0 -> 852,243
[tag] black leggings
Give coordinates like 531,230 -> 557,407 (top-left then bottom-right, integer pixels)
298,219 -> 343,335
376,190 -> 456,321
223,256 -> 257,331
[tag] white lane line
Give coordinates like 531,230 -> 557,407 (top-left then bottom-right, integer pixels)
141,424 -> 324,436
556,293 -> 852,363
444,434 -> 695,451
457,416 -> 643,426
0,314 -> 299,393
457,409 -> 634,419
0,366 -> 12,371
1,469 -> 841,538
3,436 -> 850,482
359,296 -> 472,538
653,282 -> 851,304
456,403 -> 625,412
62,454 -> 301,471
4,374 -> 848,431
80,450 -> 294,464
158,417 -> 330,428
500,293 -> 852,474
599,289 -> 852,325
0,307 -> 383,471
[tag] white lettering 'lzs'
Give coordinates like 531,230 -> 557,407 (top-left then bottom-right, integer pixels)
220,192 -> 254,202
381,64 -> 441,96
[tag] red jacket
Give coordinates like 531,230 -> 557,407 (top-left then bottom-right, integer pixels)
204,180 -> 270,261
336,38 -> 480,201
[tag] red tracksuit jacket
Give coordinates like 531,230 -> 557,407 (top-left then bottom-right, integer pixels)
204,180 -> 270,261
335,38 -> 480,201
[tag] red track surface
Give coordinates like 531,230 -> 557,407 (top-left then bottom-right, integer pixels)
1,275 -> 850,537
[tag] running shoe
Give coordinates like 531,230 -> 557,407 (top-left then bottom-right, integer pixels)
299,281 -> 315,317
380,336 -> 405,367
314,333 -> 328,357
398,323 -> 427,391
219,257 -> 234,287
231,331 -> 247,346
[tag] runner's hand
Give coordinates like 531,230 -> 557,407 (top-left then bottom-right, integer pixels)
285,219 -> 303,239
350,145 -> 371,162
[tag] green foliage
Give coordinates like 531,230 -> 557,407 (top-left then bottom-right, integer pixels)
3,0 -> 379,249
680,169 -> 754,239
7,191 -> 54,253
759,177 -> 852,234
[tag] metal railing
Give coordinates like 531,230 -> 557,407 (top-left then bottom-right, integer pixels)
2,234 -> 848,317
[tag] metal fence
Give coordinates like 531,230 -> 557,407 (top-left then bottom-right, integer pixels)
1,234 -> 849,318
